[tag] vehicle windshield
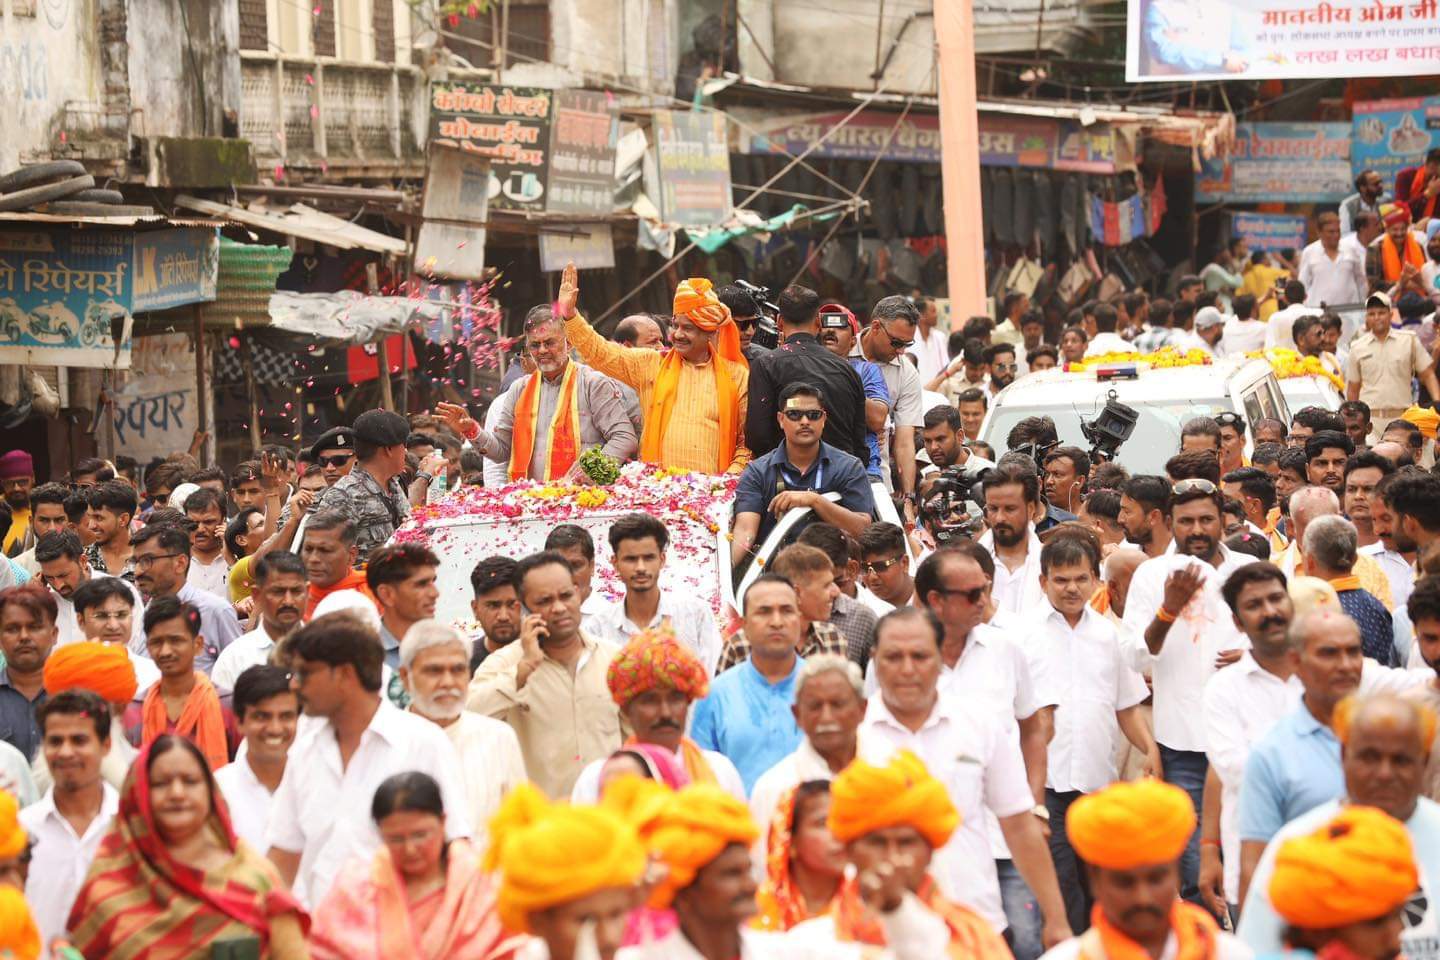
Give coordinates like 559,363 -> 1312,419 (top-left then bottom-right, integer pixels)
983,398 -> 1234,476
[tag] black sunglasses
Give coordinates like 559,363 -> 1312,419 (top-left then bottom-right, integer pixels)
734,316 -> 758,330
933,585 -> 987,604
318,454 -> 354,467
783,409 -> 824,422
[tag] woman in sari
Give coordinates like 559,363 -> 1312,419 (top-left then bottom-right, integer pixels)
310,771 -> 522,960
752,780 -> 846,932
65,734 -> 309,960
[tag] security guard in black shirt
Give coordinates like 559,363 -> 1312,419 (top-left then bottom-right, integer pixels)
745,284 -> 870,464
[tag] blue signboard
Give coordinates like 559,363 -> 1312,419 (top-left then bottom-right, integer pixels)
1352,96 -> 1440,184
1231,212 -> 1309,253
0,227 -> 217,369
1197,123 -> 1353,203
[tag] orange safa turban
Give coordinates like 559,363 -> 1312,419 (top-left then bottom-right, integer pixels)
0,791 -> 24,860
673,278 -> 744,365
828,751 -> 959,850
1270,806 -> 1418,929
0,887 -> 39,960
1068,778 -> 1196,870
484,783 -> 647,933
43,641 -> 139,705
638,783 -> 758,909
606,627 -> 709,708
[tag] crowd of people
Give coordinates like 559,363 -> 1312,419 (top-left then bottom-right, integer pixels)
0,224 -> 1436,960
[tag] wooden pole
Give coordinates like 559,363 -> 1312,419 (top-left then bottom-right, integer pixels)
240,333 -> 262,455
368,262 -> 395,411
934,0 -> 988,315
193,305 -> 209,466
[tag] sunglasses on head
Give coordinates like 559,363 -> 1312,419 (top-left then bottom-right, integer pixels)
1214,412 -> 1245,429
318,454 -> 354,467
783,409 -> 825,422
1172,478 -> 1218,496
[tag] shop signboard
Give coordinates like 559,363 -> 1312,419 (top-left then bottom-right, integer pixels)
1351,96 -> 1440,183
653,110 -> 733,228
1197,123 -> 1353,202
415,146 -> 491,282
541,89 -> 617,271
0,227 -> 217,369
1127,0 -> 1440,81
429,83 -> 553,212
104,332 -> 197,463
1230,211 -> 1309,253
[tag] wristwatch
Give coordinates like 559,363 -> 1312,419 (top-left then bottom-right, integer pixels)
416,471 -> 434,484
1032,804 -> 1051,822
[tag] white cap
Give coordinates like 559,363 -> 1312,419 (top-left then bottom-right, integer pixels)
1195,306 -> 1226,330
168,482 -> 201,512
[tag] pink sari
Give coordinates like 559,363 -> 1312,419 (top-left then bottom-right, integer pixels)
310,838 -> 525,960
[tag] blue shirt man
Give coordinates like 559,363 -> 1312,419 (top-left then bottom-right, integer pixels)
1238,703 -> 1343,849
731,382 -> 875,569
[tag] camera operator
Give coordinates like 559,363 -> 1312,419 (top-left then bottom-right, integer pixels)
745,285 -> 870,466
1043,446 -> 1091,516
919,406 -> 995,479
1004,416 -> 1078,531
717,284 -> 771,363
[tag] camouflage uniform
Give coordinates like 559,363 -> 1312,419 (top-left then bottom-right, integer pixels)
310,467 -> 410,564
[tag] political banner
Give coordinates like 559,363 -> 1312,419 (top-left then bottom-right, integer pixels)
540,89 -> 617,271
429,84 -> 553,212
1197,123 -> 1354,202
652,110 -> 733,228
1351,96 -> 1440,182
1126,0 -> 1440,82
1231,211 -> 1310,253
0,227 -> 217,369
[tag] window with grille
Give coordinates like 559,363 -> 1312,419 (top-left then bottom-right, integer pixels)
446,2 -> 551,70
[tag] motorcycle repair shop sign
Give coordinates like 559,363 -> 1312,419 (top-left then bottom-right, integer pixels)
0,226 -> 218,369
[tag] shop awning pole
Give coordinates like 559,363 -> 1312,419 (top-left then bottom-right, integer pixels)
935,0 -> 987,315
240,334 -> 262,455
367,263 -> 396,412
193,306 -> 209,466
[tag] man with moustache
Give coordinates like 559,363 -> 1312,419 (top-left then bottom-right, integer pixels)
309,427 -> 355,487
1382,471 -> 1440,559
211,551 -> 306,690
1304,431 -> 1353,495
0,584 -> 59,761
1350,455 -> 1411,607
571,626 -> 744,803
398,620 -> 524,836
980,463 -> 1046,617
468,550 -> 624,798
468,555 -> 521,669
819,302 -> 891,480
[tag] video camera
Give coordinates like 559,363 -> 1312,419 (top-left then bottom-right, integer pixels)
733,278 -> 781,350
1080,390 -> 1140,464
918,464 -> 992,545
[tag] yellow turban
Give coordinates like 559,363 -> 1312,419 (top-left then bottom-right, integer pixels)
673,278 -> 744,365
0,887 -> 39,960
1403,404 -> 1439,440
639,784 -> 759,909
1068,778 -> 1196,869
485,783 -> 647,933
43,641 -> 139,705
828,751 -> 959,850
1270,806 -> 1418,929
0,792 -> 25,860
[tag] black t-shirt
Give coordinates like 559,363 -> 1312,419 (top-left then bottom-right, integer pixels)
745,333 -> 870,463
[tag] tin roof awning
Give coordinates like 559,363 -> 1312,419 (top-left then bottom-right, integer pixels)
175,195 -> 408,255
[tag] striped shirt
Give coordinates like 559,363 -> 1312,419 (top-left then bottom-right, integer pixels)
564,314 -> 751,474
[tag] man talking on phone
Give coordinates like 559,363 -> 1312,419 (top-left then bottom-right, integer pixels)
467,550 -> 626,799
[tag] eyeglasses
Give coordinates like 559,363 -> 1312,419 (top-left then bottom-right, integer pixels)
734,316 -> 758,330
883,328 -> 914,350
1172,478 -> 1218,496
133,553 -> 182,569
862,555 -> 905,575
783,409 -> 825,423
318,454 -> 353,467
933,585 -> 987,604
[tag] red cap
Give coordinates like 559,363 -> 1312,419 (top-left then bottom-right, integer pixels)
819,303 -> 858,335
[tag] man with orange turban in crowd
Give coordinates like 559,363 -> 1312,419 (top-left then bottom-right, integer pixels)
487,782 -> 647,960
557,261 -> 752,475
36,641 -> 138,792
1267,806 -> 1417,960
1366,203 -> 1428,296
621,780 -> 953,958
1048,778 -> 1251,960
570,628 -> 744,803
788,750 -> 1012,959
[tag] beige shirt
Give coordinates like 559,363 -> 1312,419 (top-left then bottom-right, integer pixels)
1345,328 -> 1431,410
438,710 -> 527,847
467,630 -> 626,799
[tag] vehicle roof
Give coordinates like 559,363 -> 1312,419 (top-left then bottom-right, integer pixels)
989,356 -> 1274,406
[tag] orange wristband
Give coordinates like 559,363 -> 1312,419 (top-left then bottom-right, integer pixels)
1156,607 -> 1178,624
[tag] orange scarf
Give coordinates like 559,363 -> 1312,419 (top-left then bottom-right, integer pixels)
1328,575 -> 1363,593
638,347 -> 740,473
831,874 -> 1012,959
1089,585 -> 1110,614
141,673 -> 229,771
305,570 -> 376,620
1381,232 -> 1425,282
508,363 -> 582,482
624,736 -> 717,786
1080,901 -> 1220,960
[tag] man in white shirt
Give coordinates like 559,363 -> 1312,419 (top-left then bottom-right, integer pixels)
35,531 -> 145,653
1354,461 -> 1414,611
862,607 -> 1072,947
22,689 -> 120,949
589,513 -> 722,676
182,488 -> 231,601
915,547 -> 1054,960
1264,280 -> 1322,350
398,620 -> 524,841
214,663 -> 297,852
1299,212 -> 1368,309
1221,294 -> 1268,356
980,463 -> 1046,617
1121,477 -> 1253,906
1019,537 -> 1157,934
265,612 -> 469,906
1082,302 -> 1130,357
905,295 -> 948,382
211,551 -> 307,690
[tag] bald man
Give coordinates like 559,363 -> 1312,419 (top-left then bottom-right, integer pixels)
1239,693 -> 1439,959
1102,548 -> 1147,620
1276,485 -> 1393,607
614,313 -> 665,350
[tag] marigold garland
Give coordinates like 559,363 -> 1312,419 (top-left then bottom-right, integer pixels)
1244,348 -> 1344,393
1065,347 -> 1213,371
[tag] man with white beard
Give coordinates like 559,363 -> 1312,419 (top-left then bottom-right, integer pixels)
398,621 -> 526,842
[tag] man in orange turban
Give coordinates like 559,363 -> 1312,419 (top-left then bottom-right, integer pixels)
1059,779 -> 1251,960
556,261 -> 752,475
35,641 -> 139,792
624,780 -> 957,959
486,783 -> 646,960
799,750 -> 1012,960
568,627 -> 742,803
1268,807 -> 1417,960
